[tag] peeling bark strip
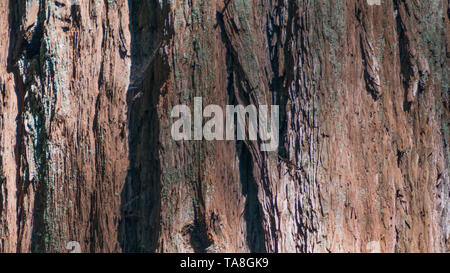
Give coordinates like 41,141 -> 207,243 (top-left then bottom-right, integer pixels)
0,0 -> 448,253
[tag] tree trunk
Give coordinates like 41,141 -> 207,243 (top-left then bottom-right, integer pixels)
0,0 -> 448,253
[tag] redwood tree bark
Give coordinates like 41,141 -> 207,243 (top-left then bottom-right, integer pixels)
0,0 -> 448,253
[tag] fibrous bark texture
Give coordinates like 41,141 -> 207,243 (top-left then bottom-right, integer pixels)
0,0 -> 448,253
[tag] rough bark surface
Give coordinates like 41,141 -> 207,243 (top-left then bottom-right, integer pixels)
0,0 -> 448,253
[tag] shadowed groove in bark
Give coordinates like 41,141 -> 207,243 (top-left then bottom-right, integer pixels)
189,200 -> 213,253
6,0 -> 49,253
393,0 -> 415,112
118,0 -> 171,252
217,7 -> 271,253
6,0 -> 27,252
216,12 -> 265,252
237,141 -> 266,253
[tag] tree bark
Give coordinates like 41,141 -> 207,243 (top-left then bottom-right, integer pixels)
0,0 -> 448,253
